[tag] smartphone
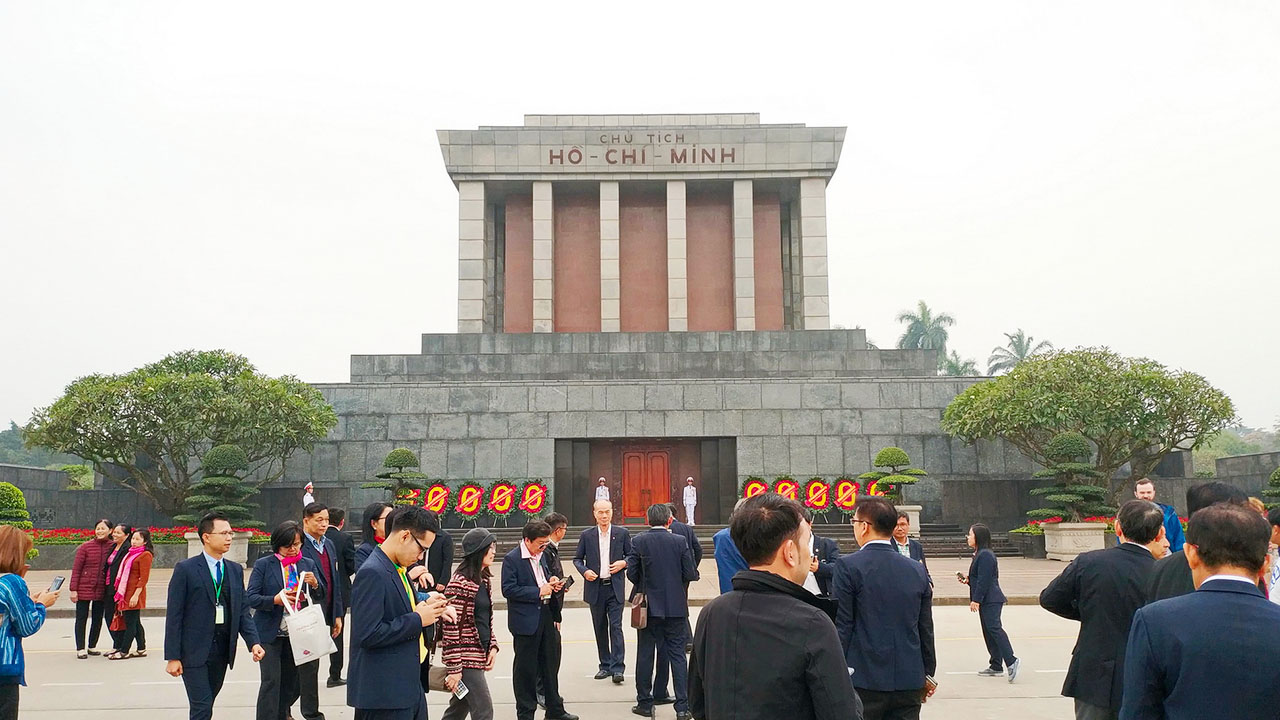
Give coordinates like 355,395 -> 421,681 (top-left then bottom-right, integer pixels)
561,575 -> 576,591
49,576 -> 65,592
955,572 -> 966,581
453,680 -> 469,699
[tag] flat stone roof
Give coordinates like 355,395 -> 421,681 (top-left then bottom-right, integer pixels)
439,112 -> 845,183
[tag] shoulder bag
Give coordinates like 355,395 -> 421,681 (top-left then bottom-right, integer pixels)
630,554 -> 648,630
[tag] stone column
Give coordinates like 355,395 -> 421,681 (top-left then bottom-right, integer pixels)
457,181 -> 486,333
666,181 -> 688,331
532,181 -> 555,332
733,180 -> 756,330
798,178 -> 830,330
600,181 -> 621,332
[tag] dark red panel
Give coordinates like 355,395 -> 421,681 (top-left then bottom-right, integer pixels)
553,187 -> 602,332
753,192 -> 784,330
619,186 -> 668,331
685,185 -> 734,331
503,194 -> 533,333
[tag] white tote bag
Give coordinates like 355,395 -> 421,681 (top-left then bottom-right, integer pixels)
282,590 -> 337,665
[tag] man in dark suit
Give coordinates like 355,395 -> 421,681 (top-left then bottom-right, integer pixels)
1041,500 -> 1166,720
164,511 -> 264,720
348,506 -> 450,720
810,529 -> 842,597
503,519 -> 578,720
425,528 -> 454,592
324,507 -> 357,688
572,499 -> 633,683
1121,503 -> 1280,719
299,502 -> 345,719
628,503 -> 699,719
891,512 -> 930,585
834,497 -> 936,720
536,512 -> 571,710
1145,481 -> 1247,603
667,504 -> 703,566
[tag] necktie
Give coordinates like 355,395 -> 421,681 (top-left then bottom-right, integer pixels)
398,568 -> 428,662
216,561 -> 223,587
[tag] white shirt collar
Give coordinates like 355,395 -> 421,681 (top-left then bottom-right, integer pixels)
862,539 -> 891,547
519,541 -> 541,560
1203,574 -> 1258,586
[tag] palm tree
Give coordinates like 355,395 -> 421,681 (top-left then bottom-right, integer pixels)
895,300 -> 955,354
940,350 -> 979,376
987,329 -> 1053,375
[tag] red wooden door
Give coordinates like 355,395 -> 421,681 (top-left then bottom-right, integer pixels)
622,450 -> 671,520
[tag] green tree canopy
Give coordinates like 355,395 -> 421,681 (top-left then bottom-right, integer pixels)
895,300 -> 955,357
1027,432 -> 1113,522
362,447 -> 430,505
942,348 -> 1236,494
858,446 -> 927,503
174,444 -> 263,529
0,421 -> 81,467
940,350 -> 979,376
987,329 -> 1053,376
24,349 -> 337,516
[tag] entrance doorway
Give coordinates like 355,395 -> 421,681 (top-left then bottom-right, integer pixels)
622,450 -> 670,521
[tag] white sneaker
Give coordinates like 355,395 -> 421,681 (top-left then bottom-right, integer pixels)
1008,658 -> 1021,683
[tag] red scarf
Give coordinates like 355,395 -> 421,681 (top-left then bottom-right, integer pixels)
276,552 -> 302,567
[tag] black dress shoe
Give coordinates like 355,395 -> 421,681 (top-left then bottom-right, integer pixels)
676,712 -> 692,720
547,712 -> 579,720
653,696 -> 675,705
631,706 -> 655,718
326,677 -> 346,688
612,674 -> 625,684
537,693 -> 546,709
594,670 -> 611,680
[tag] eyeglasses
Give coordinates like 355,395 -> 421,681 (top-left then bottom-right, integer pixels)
207,531 -> 235,537
851,520 -> 869,527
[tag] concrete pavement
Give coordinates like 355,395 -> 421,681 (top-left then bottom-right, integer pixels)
22,604 -> 1079,719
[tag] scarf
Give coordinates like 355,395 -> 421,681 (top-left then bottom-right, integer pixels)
276,552 -> 302,567
114,546 -> 146,602
375,534 -> 385,544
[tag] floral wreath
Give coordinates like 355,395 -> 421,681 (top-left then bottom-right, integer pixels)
832,475 -> 861,516
773,476 -> 799,502
455,483 -> 486,518
518,481 -> 549,516
742,477 -> 769,499
422,483 -> 450,514
803,477 -> 831,512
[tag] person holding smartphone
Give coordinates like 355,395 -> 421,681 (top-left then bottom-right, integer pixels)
0,525 -> 60,720
958,523 -> 1019,682
440,528 -> 500,720
247,521 -> 325,720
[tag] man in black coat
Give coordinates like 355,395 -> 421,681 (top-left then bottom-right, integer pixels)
536,512 -> 571,710
1145,481 -> 1246,603
689,493 -> 862,720
628,504 -> 699,719
1121,503 -> 1280,719
810,530 -> 842,597
323,507 -> 357,687
834,497 -> 936,720
667,504 -> 704,565
425,528 -> 454,593
1040,500 -> 1166,720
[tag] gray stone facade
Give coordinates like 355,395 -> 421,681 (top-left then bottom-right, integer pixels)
279,329 -> 1040,525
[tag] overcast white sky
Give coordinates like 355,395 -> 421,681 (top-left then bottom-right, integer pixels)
2,1 -> 1277,429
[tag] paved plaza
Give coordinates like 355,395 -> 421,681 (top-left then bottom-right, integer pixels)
22,605 -> 1076,719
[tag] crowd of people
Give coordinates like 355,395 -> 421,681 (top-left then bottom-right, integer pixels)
4,475 -> 1277,719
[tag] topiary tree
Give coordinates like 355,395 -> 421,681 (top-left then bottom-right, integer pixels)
0,482 -> 37,560
1027,432 -> 1114,523
173,444 -> 263,529
363,448 -> 429,505
1262,466 -> 1280,510
858,447 -> 927,503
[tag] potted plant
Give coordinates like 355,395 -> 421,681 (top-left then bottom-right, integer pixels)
175,444 -> 263,563
1028,433 -> 1115,561
1262,467 -> 1280,509
858,447 -> 927,535
1007,520 -> 1048,559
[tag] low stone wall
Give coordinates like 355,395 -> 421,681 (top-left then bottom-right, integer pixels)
1216,451 -> 1280,498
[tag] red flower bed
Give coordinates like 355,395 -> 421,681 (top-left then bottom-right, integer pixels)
29,526 -> 269,545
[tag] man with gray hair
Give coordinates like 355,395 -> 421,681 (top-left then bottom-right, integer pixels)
1040,500 -> 1167,720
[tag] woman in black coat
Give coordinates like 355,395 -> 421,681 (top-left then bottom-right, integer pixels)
247,521 -> 325,720
958,523 -> 1019,681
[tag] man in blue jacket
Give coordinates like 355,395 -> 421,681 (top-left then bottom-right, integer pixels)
1133,478 -> 1185,553
165,511 -> 264,720
713,498 -> 749,594
833,497 -> 936,720
1121,503 -> 1280,719
347,506 -> 450,720
504,519 -> 578,720
628,503 -> 700,719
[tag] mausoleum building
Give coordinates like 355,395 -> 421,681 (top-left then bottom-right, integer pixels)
293,114 -> 1036,527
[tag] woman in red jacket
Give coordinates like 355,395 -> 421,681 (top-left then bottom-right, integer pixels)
106,528 -> 153,660
440,528 -> 499,720
69,519 -> 114,659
